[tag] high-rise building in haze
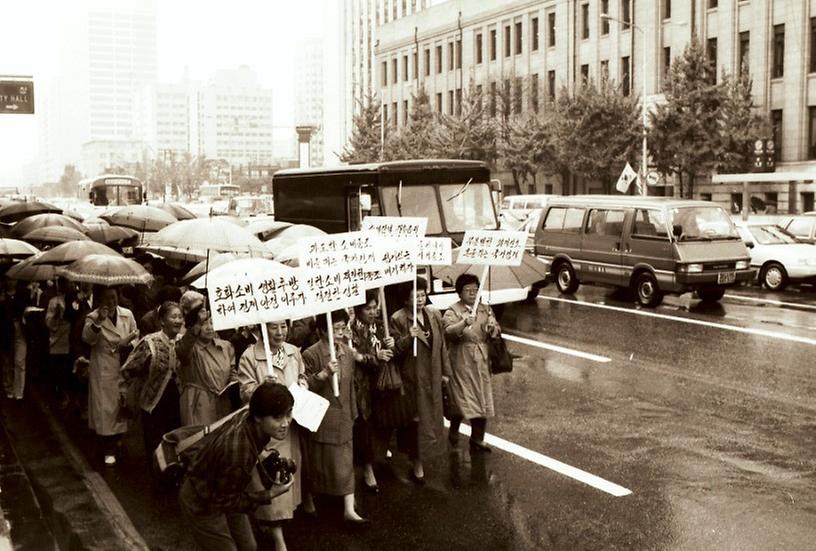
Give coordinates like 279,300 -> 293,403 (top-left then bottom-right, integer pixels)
294,38 -> 325,167
39,0 -> 158,182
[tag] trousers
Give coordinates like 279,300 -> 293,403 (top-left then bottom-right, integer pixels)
178,479 -> 257,551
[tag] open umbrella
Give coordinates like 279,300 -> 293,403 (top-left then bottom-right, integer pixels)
6,253 -> 59,281
245,218 -> 292,241
10,213 -> 87,238
32,240 -> 121,266
190,257 -> 292,290
85,225 -> 139,245
0,201 -> 62,224
83,217 -> 110,227
272,243 -> 300,267
57,254 -> 153,286
140,218 -> 270,263
61,209 -> 85,222
157,203 -> 197,221
101,205 -> 177,232
23,226 -> 91,246
180,252 -> 246,285
264,224 -> 326,257
0,238 -> 39,262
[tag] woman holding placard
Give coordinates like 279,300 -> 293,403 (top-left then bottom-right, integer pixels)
442,274 -> 500,452
302,309 -> 367,524
235,320 -> 308,551
391,279 -> 451,481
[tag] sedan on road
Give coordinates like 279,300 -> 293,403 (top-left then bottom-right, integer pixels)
735,222 -> 816,291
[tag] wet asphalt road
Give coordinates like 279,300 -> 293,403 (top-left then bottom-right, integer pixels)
52,283 -> 816,550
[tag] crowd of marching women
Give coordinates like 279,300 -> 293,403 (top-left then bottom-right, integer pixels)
0,201 -> 503,551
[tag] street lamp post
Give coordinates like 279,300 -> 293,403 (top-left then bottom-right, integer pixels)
601,13 -> 647,196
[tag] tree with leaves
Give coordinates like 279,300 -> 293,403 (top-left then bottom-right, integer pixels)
553,79 -> 641,194
382,87 -> 443,160
716,69 -> 771,174
437,82 -> 499,168
58,164 -> 82,197
649,41 -> 725,198
340,90 -> 383,164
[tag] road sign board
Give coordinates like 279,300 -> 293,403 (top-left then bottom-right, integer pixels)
645,171 -> 661,186
0,80 -> 34,114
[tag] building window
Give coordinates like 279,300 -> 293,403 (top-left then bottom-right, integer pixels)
504,24 -> 511,57
531,74 -> 539,112
548,12 -> 556,47
811,18 -> 816,73
532,17 -> 539,51
708,0 -> 718,8
403,55 -> 408,81
383,103 -> 388,123
810,107 -> 816,159
514,77 -> 523,113
476,33 -> 483,64
424,48 -> 430,76
622,0 -> 631,29
663,0 -> 671,19
515,21 -> 523,54
802,192 -> 815,212
455,88 -> 462,116
456,39 -> 462,68
581,4 -> 590,39
381,61 -> 388,86
448,42 -> 454,71
476,84 -> 483,108
706,37 -> 717,83
435,92 -> 442,113
621,56 -> 630,96
392,58 -> 398,84
489,82 -> 497,116
392,102 -> 397,126
490,29 -> 497,60
773,24 -> 785,78
403,100 -> 409,125
662,47 -> 671,87
413,51 -> 418,79
436,45 -> 442,73
730,193 -> 743,214
739,31 -> 750,74
548,70 -> 556,100
601,0 -> 609,35
580,64 -> 589,85
600,59 -> 609,81
448,90 -> 454,115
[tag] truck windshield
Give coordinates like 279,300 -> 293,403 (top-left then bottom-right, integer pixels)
670,206 -> 739,241
440,182 -> 497,232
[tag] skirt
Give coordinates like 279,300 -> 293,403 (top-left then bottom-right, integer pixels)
304,439 -> 354,496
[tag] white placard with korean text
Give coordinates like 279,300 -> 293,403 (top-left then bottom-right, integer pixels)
457,230 -> 527,266
361,216 -> 427,240
299,267 -> 367,317
416,237 -> 452,266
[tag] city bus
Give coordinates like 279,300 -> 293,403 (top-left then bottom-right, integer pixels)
79,174 -> 145,207
272,159 -> 545,308
198,183 -> 240,202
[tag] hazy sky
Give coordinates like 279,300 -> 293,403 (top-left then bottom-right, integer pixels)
0,0 -> 325,185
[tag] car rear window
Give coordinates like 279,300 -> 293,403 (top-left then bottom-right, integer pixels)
785,217 -> 813,238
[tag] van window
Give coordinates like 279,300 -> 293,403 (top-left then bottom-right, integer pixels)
632,209 -> 669,239
563,208 -> 585,232
543,207 -> 566,230
585,209 -> 625,237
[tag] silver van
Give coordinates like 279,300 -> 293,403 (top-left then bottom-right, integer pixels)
533,196 -> 754,306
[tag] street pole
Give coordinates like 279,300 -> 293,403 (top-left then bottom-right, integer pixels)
641,24 -> 647,197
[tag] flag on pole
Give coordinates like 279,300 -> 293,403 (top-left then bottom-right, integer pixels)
615,162 -> 639,194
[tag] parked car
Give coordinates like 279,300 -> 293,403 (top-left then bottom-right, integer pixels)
734,222 -> 816,291
782,213 -> 816,244
534,196 -> 754,307
499,194 -> 551,231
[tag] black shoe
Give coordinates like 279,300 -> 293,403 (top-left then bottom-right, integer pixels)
363,481 -> 380,494
469,439 -> 492,453
409,471 -> 426,486
344,516 -> 370,527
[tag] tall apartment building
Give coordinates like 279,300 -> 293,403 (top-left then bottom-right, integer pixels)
378,0 -> 816,199
295,38 -> 326,167
40,0 -> 158,182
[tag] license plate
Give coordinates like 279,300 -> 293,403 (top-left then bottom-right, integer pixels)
717,271 -> 736,284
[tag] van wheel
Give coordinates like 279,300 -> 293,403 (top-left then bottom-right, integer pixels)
760,262 -> 787,291
635,272 -> 663,307
555,262 -> 579,294
697,286 -> 726,302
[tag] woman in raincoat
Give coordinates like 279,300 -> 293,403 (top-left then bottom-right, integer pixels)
82,287 -> 139,465
442,274 -> 500,453
234,320 -> 308,551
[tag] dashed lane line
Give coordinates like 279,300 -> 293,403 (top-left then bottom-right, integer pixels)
503,333 -> 611,363
446,421 -> 632,497
537,295 -> 816,347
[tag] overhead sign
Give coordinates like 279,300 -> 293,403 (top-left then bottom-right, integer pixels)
0,79 -> 34,114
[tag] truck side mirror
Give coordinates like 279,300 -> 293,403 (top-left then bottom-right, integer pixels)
672,224 -> 683,237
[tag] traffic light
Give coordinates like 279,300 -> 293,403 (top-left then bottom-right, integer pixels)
752,139 -> 775,173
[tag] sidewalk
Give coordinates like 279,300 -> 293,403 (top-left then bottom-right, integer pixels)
0,389 -> 148,550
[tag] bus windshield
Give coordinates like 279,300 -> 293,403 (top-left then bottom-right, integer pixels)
440,182 -> 497,232
380,185 -> 443,234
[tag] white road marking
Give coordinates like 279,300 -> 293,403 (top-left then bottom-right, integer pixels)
538,295 -> 816,347
503,333 -> 611,363
445,421 -> 632,497
723,293 -> 816,311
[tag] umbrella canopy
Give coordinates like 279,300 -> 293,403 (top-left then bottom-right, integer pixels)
0,201 -> 62,224
6,253 -> 59,281
23,226 -> 91,246
245,218 -> 292,241
0,238 -> 39,261
264,224 -> 326,257
433,250 -> 549,294
157,203 -> 197,221
57,254 -> 153,287
10,213 -> 87,238
85,225 -> 139,245
83,217 -> 110,227
101,205 -> 177,232
272,243 -> 300,267
61,209 -> 85,222
180,252 -> 245,285
190,257 -> 292,290
32,240 -> 121,266
141,218 -> 270,263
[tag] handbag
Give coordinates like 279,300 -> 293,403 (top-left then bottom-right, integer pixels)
375,360 -> 403,391
487,335 -> 513,375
